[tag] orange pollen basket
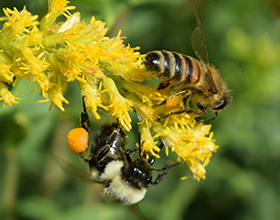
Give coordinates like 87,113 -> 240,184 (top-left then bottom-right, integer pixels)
67,127 -> 89,153
166,96 -> 182,108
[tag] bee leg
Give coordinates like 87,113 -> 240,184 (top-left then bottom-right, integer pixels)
78,96 -> 92,160
147,142 -> 165,166
80,152 -> 91,162
158,82 -> 169,90
107,129 -> 121,145
195,105 -> 218,122
125,148 -> 140,155
152,98 -> 167,107
92,144 -> 112,163
157,109 -> 186,121
204,112 -> 218,122
81,96 -> 91,132
156,93 -> 191,121
147,155 -> 155,166
151,161 -> 184,185
124,148 -> 139,163
153,89 -> 190,108
197,104 -> 206,114
136,131 -> 153,164
124,129 -> 142,163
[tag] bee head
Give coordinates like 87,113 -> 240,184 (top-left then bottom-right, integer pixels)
123,158 -> 152,189
211,93 -> 232,111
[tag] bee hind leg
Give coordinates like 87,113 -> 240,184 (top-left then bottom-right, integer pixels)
153,89 -> 190,108
155,91 -> 191,121
81,96 -> 91,132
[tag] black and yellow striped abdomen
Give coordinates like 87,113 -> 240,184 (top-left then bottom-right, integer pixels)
143,50 -> 201,87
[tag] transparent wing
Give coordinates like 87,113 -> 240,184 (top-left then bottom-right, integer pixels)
191,8 -> 209,65
129,204 -> 149,220
51,151 -> 103,184
191,8 -> 218,93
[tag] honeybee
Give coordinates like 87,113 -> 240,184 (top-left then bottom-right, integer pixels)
52,97 -> 183,206
143,9 -> 232,120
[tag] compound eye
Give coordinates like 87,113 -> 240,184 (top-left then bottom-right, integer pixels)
212,99 -> 227,111
67,127 -> 88,153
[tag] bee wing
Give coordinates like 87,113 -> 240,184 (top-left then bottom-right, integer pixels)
191,28 -> 208,65
51,151 -> 104,184
191,7 -> 218,94
128,204 -> 149,220
191,8 -> 209,65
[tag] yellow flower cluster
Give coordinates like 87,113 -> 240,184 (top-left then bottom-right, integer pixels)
0,0 -> 219,180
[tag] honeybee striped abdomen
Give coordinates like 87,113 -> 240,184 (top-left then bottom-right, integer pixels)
144,50 -> 201,88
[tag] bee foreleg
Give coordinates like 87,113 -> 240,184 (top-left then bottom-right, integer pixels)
204,111 -> 218,122
124,148 -> 140,163
151,161 -> 184,185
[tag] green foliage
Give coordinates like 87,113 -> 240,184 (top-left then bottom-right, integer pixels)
1,0 -> 280,219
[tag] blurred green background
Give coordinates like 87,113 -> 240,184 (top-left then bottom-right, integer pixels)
1,0 -> 280,219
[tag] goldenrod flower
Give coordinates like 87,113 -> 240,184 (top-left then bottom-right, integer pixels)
0,0 -> 221,181
152,122 -> 218,180
40,0 -> 76,30
0,0 -> 140,113
0,6 -> 39,48
102,76 -> 133,131
0,81 -> 21,106
77,79 -> 107,120
0,63 -> 14,82
138,121 -> 161,157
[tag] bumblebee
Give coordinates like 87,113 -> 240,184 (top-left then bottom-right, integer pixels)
143,10 -> 231,119
52,97 -> 182,205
